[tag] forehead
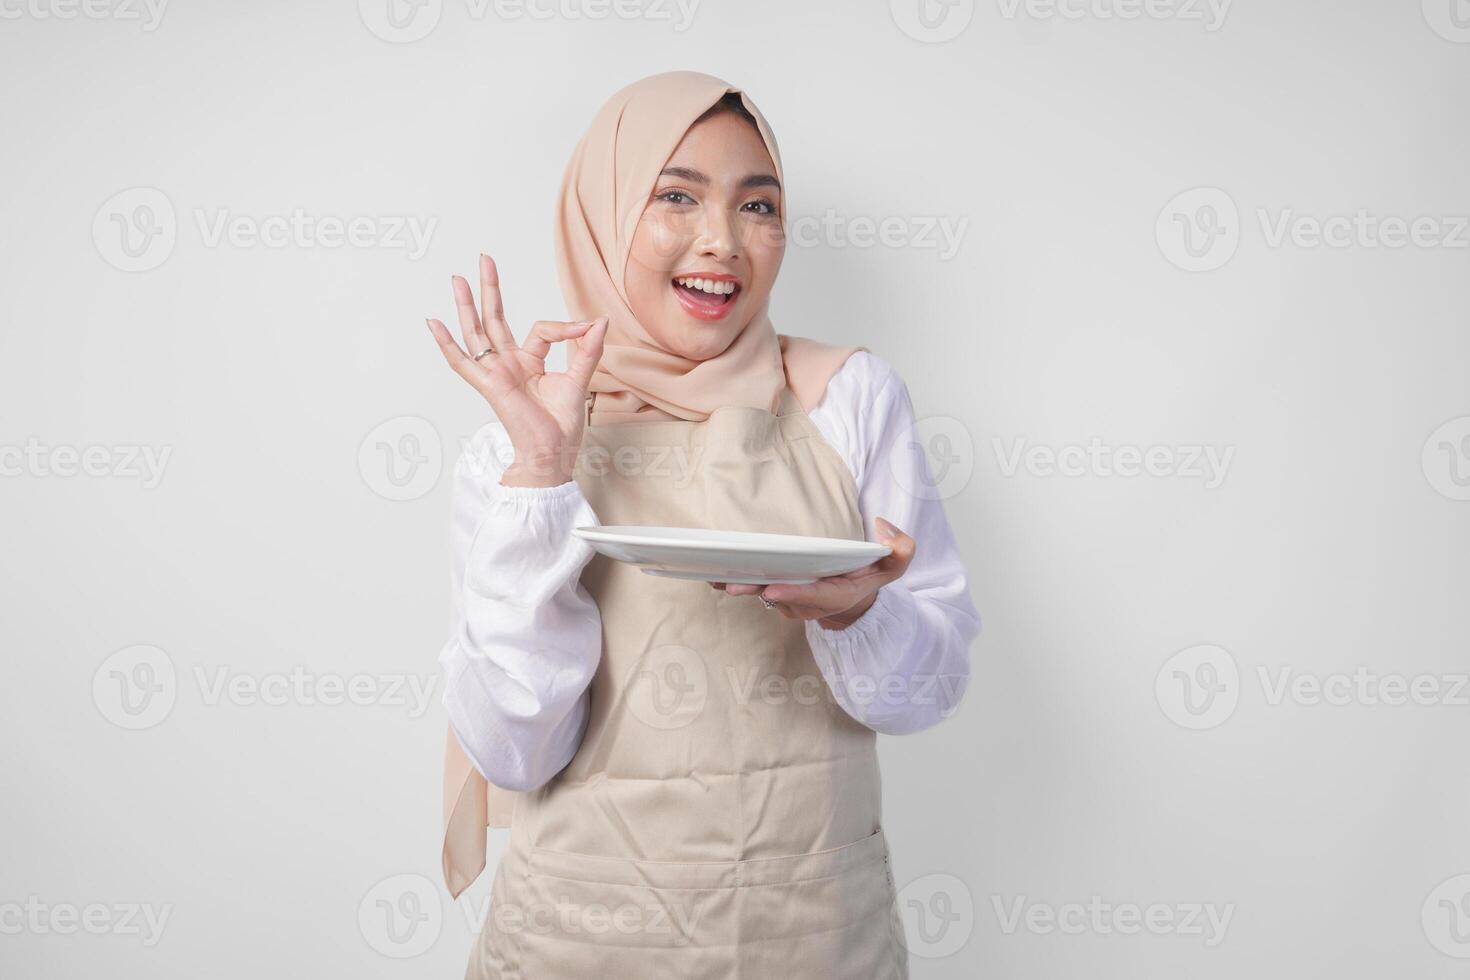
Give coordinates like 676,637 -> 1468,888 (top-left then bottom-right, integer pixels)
661,112 -> 778,179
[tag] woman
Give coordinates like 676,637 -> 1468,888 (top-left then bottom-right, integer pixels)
427,71 -> 979,979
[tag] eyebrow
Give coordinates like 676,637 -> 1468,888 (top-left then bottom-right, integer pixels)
658,166 -> 781,192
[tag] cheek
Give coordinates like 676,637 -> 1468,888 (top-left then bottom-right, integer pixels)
624,216 -> 690,336
623,258 -> 664,313
745,226 -> 786,285
647,217 -> 691,264
629,212 -> 695,285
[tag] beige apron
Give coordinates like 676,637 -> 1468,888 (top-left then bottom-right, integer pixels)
444,386 -> 907,979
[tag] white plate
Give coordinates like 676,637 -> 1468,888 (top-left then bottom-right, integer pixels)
572,525 -> 891,585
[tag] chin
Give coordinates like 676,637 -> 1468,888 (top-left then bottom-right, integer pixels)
654,308 -> 746,361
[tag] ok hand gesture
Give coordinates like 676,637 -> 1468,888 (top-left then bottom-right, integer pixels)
426,254 -> 608,488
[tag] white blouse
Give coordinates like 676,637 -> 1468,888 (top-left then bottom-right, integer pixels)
439,351 -> 981,792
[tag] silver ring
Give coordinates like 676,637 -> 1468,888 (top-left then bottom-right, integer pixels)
472,346 -> 495,361
761,596 -> 777,609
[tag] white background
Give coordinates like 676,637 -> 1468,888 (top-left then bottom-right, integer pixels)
2,0 -> 1469,976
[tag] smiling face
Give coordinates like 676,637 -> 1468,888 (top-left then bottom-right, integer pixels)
624,106 -> 786,361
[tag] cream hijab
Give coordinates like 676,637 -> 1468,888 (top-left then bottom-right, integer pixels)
555,70 -> 863,425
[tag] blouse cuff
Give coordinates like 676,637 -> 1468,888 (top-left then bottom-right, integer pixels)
804,582 -> 918,662
481,475 -> 587,504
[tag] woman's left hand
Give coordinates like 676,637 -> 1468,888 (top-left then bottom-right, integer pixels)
708,518 -> 916,629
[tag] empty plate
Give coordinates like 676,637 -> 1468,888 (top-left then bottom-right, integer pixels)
572,525 -> 890,585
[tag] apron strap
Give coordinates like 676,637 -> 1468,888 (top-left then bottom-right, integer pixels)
442,725 -> 517,899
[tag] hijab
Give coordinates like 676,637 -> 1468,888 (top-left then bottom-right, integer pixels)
554,70 -> 864,425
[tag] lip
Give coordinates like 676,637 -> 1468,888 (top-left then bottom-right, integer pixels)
671,272 -> 742,322
673,271 -> 741,284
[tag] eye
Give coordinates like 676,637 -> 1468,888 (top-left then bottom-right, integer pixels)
655,189 -> 694,205
743,198 -> 777,216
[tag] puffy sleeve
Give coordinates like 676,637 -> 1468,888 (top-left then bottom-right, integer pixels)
802,351 -> 981,735
438,422 -> 603,791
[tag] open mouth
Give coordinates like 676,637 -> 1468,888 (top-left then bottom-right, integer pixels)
671,275 -> 741,321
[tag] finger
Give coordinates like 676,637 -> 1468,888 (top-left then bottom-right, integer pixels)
723,583 -> 763,596
756,583 -> 815,605
873,517 -> 917,576
425,318 -> 480,379
761,585 -> 857,622
451,275 -> 490,356
479,254 -> 518,352
523,319 -> 595,360
762,598 -> 822,621
565,317 -> 609,392
760,578 -> 851,606
707,582 -> 727,590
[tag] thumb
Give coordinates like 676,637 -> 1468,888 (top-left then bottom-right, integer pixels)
872,517 -> 915,573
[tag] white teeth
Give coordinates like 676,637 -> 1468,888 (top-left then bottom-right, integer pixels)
675,277 -> 736,296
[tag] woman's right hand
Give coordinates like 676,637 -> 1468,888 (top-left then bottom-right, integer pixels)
426,254 -> 609,488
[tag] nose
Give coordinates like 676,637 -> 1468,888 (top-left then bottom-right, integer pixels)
695,205 -> 740,263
